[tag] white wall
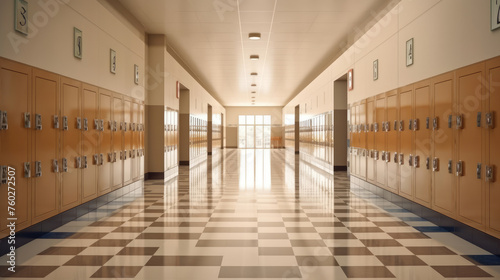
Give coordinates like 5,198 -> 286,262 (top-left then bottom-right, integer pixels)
0,0 -> 146,101
284,0 -> 500,111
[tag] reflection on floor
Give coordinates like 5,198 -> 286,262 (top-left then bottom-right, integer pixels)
1,149 -> 500,279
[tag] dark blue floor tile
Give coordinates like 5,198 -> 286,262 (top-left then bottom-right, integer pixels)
385,208 -> 410,213
413,226 -> 450,232
399,216 -> 427,222
463,255 -> 500,265
38,232 -> 75,239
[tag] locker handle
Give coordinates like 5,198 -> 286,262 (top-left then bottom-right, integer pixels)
448,160 -> 453,174
486,166 -> 495,182
409,119 -> 413,131
62,158 -> 68,172
76,157 -> 81,169
99,153 -> 104,165
477,163 -> 482,179
426,157 -> 430,170
408,154 -> 413,167
386,152 -> 391,163
0,111 -> 3,130
456,161 -> 463,176
0,166 -> 7,184
94,119 -> 99,130
94,154 -> 99,166
100,120 -> 104,131
399,153 -> 404,165
374,151 -> 379,160
374,123 -> 379,132
426,117 -> 430,129
108,153 -> 113,163
448,115 -> 452,129
53,159 -> 59,173
393,152 -> 398,164
21,162 -> 31,178
413,119 -> 419,131
399,120 -> 404,131
477,112 -> 482,128
24,112 -> 31,128
486,112 -> 494,129
62,116 -> 68,131
36,114 -> 43,130
83,156 -> 87,169
113,121 -> 117,131
0,111 -> 8,130
114,152 -> 117,162
456,115 -> 463,129
137,149 -> 140,157
394,120 -> 398,131
109,120 -> 113,130
414,155 -> 420,168
83,118 -> 88,131
35,161 -> 42,177
433,158 -> 439,172
433,117 -> 438,130
76,117 -> 82,130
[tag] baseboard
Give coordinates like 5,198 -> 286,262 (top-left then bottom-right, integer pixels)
334,166 -> 348,171
208,152 -> 212,155
145,172 -> 164,180
179,161 -> 190,166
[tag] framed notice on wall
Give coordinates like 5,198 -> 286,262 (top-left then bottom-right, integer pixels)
15,0 -> 28,35
74,28 -> 82,59
110,49 -> 116,74
492,0 -> 500,30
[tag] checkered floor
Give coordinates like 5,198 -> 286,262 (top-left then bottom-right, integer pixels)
1,149 -> 500,279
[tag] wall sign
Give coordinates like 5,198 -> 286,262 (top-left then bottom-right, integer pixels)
74,27 -> 82,59
492,0 -> 500,30
406,38 -> 414,66
110,49 -> 116,74
134,64 -> 139,84
373,59 -> 379,81
347,69 -> 353,91
15,0 -> 28,35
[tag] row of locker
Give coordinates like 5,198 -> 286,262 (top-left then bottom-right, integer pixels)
164,107 -> 178,172
0,57 -> 145,238
284,125 -> 295,151
349,56 -> 500,238
298,112 -> 334,173
190,116 -> 208,160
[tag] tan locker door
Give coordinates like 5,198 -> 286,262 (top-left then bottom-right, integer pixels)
174,110 -> 178,167
132,101 -> 139,180
32,68 -> 59,223
399,86 -> 413,199
487,57 -> 500,233
60,77 -> 81,211
350,105 -> 357,176
432,72 -> 456,216
386,91 -> 399,193
112,96 -> 123,189
98,90 -> 112,194
82,84 -> 98,202
414,80 -> 432,207
359,101 -> 367,179
366,99 -> 376,183
123,99 -> 132,185
375,95 -> 387,187
0,59 -> 32,237
139,103 -> 145,177
457,63 -> 485,227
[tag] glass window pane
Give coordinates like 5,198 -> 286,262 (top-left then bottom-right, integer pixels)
264,115 -> 271,125
256,115 -> 263,124
239,115 -> 246,125
246,125 -> 254,148
239,126 -> 246,148
264,126 -> 271,148
255,125 -> 263,148
247,115 -> 254,125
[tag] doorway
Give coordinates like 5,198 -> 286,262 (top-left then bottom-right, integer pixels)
178,83 -> 190,165
238,115 -> 271,149
333,76 -> 348,171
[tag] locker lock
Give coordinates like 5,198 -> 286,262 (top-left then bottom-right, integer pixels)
62,116 -> 68,131
409,119 -> 413,131
35,114 -> 42,130
393,152 -> 398,164
408,154 -> 413,167
24,162 -> 31,178
456,161 -> 463,176
486,165 -> 495,182
109,120 -> 113,130
477,163 -> 482,179
456,114 -> 463,129
113,152 -> 117,162
83,118 -> 88,131
399,120 -> 404,132
94,119 -> 99,130
426,117 -> 430,129
62,158 -> 68,172
76,157 -> 82,169
394,120 -> 398,131
100,120 -> 105,131
108,153 -> 113,163
399,153 -> 404,165
386,152 -> 391,163
413,119 -> 419,131
113,121 -> 117,131
24,112 -> 31,128
0,166 -> 7,184
486,112 -> 494,129
76,117 -> 82,130
426,157 -> 430,170
35,161 -> 42,177
0,111 -> 8,130
99,153 -> 104,165
374,150 -> 379,160
432,158 -> 439,172
448,160 -> 453,174
374,123 -> 379,132
83,156 -> 88,169
414,155 -> 420,168
94,154 -> 99,166
433,117 -> 438,130
53,159 -> 59,173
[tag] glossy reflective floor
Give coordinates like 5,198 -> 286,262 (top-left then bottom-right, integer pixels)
1,149 -> 500,279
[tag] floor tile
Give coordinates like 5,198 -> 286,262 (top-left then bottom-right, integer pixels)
218,266 -> 302,278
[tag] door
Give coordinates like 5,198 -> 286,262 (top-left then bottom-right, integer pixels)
82,83 -> 98,202
0,58 -> 32,237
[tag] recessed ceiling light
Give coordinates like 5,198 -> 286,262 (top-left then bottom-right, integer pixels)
250,55 -> 259,60
251,91 -> 256,94
251,84 -> 256,87
249,33 -> 261,40
250,72 -> 258,76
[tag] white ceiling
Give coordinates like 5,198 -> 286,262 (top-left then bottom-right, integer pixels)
116,0 -> 396,107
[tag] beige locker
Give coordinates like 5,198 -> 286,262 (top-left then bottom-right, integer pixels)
386,90 -> 399,193
432,72 -> 456,216
350,104 -> 357,176
399,85 -> 413,199
32,68 -> 60,224
358,101 -> 367,180
366,98 -> 376,183
0,58 -> 32,237
139,103 -> 145,177
132,101 -> 139,180
375,94 -> 387,187
414,79 -> 432,207
81,83 -> 98,202
486,56 -> 500,234
98,89 -> 112,194
123,99 -> 132,185
112,96 -> 123,189
60,77 -> 81,211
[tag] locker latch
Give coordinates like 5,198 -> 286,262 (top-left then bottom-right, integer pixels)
456,114 -> 463,129
35,161 -> 42,177
399,153 -> 404,165
399,120 -> 404,132
129,150 -> 133,158
486,165 -> 495,182
0,111 -> 8,130
124,151 -> 128,160
393,152 -> 398,163
409,119 -> 413,131
130,123 -> 134,131
448,115 -> 452,129
108,153 -> 113,163
83,118 -> 88,131
76,117 -> 82,130
448,160 -> 453,174
76,157 -> 81,169
113,121 -> 117,131
54,115 -> 60,129
477,163 -> 482,179
53,159 -> 59,173
62,158 -> 68,172
94,154 -> 99,165
94,119 -> 99,130
62,116 -> 68,131
394,120 -> 398,131
486,112 -> 494,129
137,149 -> 140,157
24,162 -> 31,178
83,156 -> 87,169
35,114 -> 42,130
408,154 -> 413,167
100,120 -> 104,131
113,152 -> 117,163
413,119 -> 419,131
374,150 -> 379,160
433,117 -> 438,130
432,158 -> 439,172
24,112 -> 31,128
374,123 -> 379,132
99,153 -> 104,165
0,166 -> 7,184
370,124 -> 374,132
426,117 -> 430,129
109,120 -> 113,130
414,155 -> 420,168
477,112 -> 482,128
456,161 -> 463,176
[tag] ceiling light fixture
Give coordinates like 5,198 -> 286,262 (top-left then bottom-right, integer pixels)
250,72 -> 258,76
251,84 -> 256,87
250,55 -> 259,60
251,91 -> 256,94
248,33 -> 261,40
